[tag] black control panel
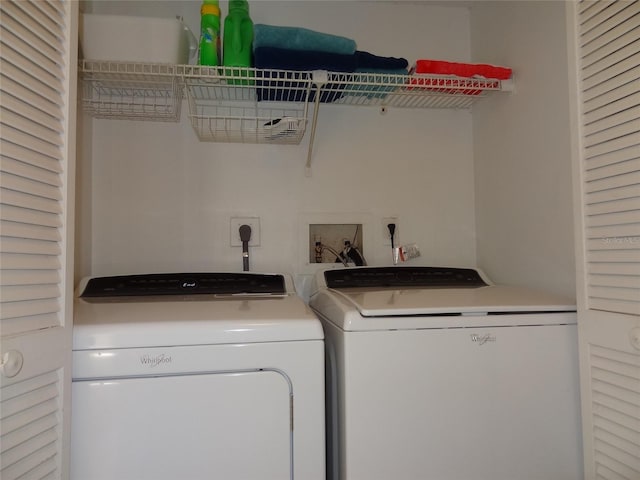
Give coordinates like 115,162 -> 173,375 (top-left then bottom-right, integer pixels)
81,273 -> 286,297
324,267 -> 487,289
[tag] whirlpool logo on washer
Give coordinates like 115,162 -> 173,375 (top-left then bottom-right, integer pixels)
139,353 -> 172,367
470,333 -> 496,345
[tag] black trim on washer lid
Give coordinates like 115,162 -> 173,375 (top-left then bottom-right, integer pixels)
324,267 -> 487,289
81,272 -> 286,297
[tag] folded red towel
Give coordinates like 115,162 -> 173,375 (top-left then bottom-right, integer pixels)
415,60 -> 512,79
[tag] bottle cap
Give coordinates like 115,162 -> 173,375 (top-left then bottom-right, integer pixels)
228,0 -> 249,12
201,4 -> 220,15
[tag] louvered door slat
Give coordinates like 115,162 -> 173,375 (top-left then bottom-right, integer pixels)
586,196 -> 640,217
584,144 -> 638,170
2,156 -> 63,184
588,235 -> 640,251
588,260 -> 640,276
0,285 -> 61,303
1,370 -> 59,402
585,129 -> 640,160
1,110 -> 62,148
585,169 -> 640,193
1,172 -> 63,200
0,252 -> 60,271
583,63 -> 640,103
584,108 -> 640,146
587,211 -> 640,227
584,87 -> 640,124
594,416 -> 639,450
582,20 -> 640,68
2,94 -> 63,134
582,41 -> 640,83
1,6 -> 62,61
1,1 -> 64,49
580,2 -> 640,46
0,221 -> 61,243
594,442 -> 640,480
589,274 -> 640,290
584,100 -> 640,136
1,142 -> 61,173
587,247 -> 640,262
585,158 -> 640,183
0,39 -> 63,93
579,0 -> 609,18
1,237 -> 61,256
1,313 -> 60,337
0,270 -> 59,287
0,298 -> 61,322
588,285 -> 640,303
1,125 -> 63,160
1,189 -> 62,215
593,428 -> 639,463
587,184 -> 638,205
1,205 -> 62,229
0,368 -> 62,478
1,442 -> 59,480
0,70 -> 61,119
1,400 -> 58,441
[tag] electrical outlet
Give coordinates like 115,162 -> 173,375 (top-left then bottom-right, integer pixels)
382,217 -> 399,246
230,217 -> 261,246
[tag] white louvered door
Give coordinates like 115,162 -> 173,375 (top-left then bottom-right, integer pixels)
567,1 -> 640,479
0,1 -> 77,479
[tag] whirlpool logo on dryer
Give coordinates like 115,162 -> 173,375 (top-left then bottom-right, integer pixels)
470,333 -> 496,345
140,353 -> 172,367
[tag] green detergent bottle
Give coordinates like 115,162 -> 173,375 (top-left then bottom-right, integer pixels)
223,0 -> 253,84
199,0 -> 221,66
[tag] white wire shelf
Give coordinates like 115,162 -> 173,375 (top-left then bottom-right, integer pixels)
78,60 -> 513,152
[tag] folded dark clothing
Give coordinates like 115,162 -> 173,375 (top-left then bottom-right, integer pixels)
254,46 -> 356,72
355,51 -> 409,71
254,47 -> 356,102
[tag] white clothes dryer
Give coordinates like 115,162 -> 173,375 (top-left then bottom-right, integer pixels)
71,272 -> 325,480
309,266 -> 583,480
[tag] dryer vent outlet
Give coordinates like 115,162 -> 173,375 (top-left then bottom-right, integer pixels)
309,224 -> 363,264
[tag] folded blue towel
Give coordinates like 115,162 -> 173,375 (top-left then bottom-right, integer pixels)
254,24 -> 357,55
254,46 -> 356,102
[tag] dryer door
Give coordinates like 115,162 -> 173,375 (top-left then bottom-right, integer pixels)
71,370 -> 292,480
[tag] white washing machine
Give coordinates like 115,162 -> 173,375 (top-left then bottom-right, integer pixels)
309,266 -> 583,480
71,272 -> 325,480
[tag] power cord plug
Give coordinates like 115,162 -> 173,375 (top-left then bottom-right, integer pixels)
239,224 -> 252,271
387,223 -> 396,264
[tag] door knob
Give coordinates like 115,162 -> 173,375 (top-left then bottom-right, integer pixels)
1,349 -> 24,378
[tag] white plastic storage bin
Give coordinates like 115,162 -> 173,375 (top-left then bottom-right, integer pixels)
80,13 -> 197,64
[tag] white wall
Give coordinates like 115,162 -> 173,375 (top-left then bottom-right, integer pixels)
78,1 -> 479,295
470,1 -> 576,298
77,1 -> 576,299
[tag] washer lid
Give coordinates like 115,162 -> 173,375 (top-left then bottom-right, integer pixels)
330,284 -> 576,317
309,267 -> 576,331
73,273 -> 323,350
